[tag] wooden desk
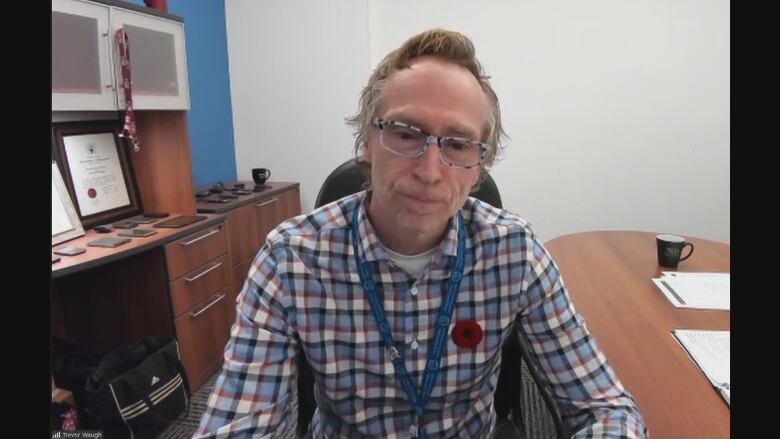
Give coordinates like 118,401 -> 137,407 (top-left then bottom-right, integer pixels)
544,231 -> 729,439
52,213 -> 225,279
51,213 -> 233,390
51,180 -> 303,391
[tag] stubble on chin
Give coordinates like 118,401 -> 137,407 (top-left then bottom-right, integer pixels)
394,206 -> 448,235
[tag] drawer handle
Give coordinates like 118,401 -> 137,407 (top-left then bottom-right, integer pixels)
255,198 -> 278,208
189,293 -> 226,318
180,227 -> 220,247
185,261 -> 223,283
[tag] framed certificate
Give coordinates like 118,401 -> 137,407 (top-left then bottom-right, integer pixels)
52,120 -> 142,229
52,161 -> 85,246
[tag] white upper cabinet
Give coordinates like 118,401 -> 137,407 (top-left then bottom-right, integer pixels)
111,8 -> 189,110
52,0 -> 190,111
52,0 -> 117,111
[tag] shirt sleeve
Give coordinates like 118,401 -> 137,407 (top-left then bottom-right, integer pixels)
194,243 -> 299,438
516,236 -> 648,439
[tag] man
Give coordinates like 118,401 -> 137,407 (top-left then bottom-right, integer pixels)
196,29 -> 647,438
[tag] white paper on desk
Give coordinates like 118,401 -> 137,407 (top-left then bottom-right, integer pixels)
661,271 -> 730,279
652,274 -> 730,310
672,330 -> 730,405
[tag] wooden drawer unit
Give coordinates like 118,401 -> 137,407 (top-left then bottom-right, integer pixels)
169,255 -> 229,318
193,182 -> 301,368
173,289 -> 232,392
196,182 -> 302,323
164,224 -> 226,280
164,221 -> 231,390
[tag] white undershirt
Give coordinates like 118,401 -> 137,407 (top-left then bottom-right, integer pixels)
384,246 -> 437,278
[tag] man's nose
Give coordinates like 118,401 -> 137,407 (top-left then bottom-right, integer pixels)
413,137 -> 443,182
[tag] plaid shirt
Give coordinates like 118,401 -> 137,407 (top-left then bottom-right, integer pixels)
196,192 -> 647,438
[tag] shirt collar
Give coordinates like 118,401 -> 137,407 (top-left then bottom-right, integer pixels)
353,191 -> 462,262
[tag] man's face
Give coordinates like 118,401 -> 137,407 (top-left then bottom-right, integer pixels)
363,57 -> 488,237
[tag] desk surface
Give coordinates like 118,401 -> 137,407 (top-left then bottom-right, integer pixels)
51,213 -> 225,279
195,181 -> 299,214
545,230 -> 730,439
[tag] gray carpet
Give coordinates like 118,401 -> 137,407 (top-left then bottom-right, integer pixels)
157,373 -> 298,439
158,363 -> 557,439
157,374 -> 218,439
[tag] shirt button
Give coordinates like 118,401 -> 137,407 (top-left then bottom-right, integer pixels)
410,287 -> 418,296
405,334 -> 413,344
409,424 -> 418,436
410,340 -> 419,350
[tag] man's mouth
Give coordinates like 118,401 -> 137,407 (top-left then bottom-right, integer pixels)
398,192 -> 447,213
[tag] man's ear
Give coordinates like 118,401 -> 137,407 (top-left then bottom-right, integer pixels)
358,142 -> 371,164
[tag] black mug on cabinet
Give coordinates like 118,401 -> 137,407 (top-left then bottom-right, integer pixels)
252,168 -> 271,185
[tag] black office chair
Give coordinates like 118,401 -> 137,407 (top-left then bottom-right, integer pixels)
297,158 -> 566,439
313,158 -> 503,210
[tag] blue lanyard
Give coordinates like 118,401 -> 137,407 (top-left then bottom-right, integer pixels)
351,206 -> 466,438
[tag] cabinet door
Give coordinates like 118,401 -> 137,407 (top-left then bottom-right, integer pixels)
277,186 -> 302,222
111,9 -> 190,110
52,0 -> 117,111
226,205 -> 260,270
252,187 -> 302,250
253,195 -> 285,249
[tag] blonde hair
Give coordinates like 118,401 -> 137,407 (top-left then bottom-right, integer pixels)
345,28 -> 507,187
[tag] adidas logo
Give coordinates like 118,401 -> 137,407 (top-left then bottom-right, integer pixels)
151,376 -> 160,386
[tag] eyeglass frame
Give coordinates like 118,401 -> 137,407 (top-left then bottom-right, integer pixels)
371,117 -> 492,170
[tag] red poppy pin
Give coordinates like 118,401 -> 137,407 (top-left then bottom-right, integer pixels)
452,320 -> 483,349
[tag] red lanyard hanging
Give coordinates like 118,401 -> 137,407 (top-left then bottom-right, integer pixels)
115,28 -> 140,152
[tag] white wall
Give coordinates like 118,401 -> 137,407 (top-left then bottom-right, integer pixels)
226,0 -> 729,243
225,0 -> 370,213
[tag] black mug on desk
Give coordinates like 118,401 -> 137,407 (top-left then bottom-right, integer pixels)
252,168 -> 271,185
656,234 -> 694,268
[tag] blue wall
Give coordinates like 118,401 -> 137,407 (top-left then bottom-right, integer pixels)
127,0 -> 237,187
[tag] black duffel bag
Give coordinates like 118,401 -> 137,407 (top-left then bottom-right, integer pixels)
52,337 -> 110,427
84,335 -> 190,439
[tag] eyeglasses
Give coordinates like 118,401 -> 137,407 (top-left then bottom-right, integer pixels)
371,117 -> 491,169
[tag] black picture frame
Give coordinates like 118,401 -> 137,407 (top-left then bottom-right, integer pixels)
52,120 -> 142,229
